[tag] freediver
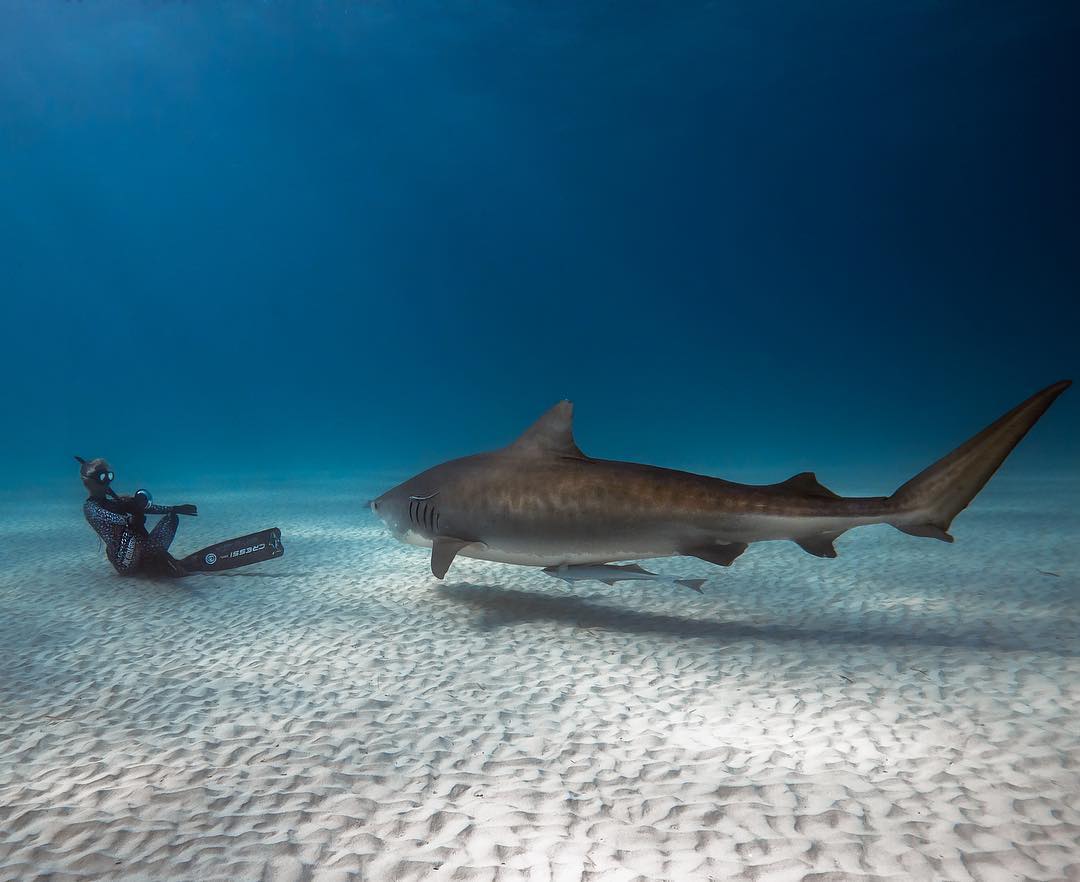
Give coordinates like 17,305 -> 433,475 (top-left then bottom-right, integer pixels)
76,456 -> 284,577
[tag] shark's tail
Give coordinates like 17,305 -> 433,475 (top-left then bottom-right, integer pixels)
888,380 -> 1070,541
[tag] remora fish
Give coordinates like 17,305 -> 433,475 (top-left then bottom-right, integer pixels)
372,380 -> 1070,579
542,563 -> 708,593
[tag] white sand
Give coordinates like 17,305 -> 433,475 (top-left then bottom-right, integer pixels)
1,474 -> 1078,882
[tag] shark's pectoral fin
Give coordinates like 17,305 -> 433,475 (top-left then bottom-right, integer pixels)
793,530 -> 845,558
430,537 -> 473,579
682,542 -> 748,567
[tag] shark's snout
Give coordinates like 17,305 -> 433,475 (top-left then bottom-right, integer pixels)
368,495 -> 399,534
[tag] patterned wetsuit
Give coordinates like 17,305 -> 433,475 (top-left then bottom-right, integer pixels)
83,498 -> 181,576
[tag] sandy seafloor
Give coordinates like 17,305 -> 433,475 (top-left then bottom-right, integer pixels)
1,472 -> 1078,882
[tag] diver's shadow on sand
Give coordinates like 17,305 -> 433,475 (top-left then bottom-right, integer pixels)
438,582 -> 1077,656
132,571 -> 304,584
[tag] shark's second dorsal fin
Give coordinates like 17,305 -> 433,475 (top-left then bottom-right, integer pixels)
775,471 -> 840,499
507,400 -> 585,458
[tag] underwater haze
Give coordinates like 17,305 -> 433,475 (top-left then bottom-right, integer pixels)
2,4 -> 1080,882
0,1 -> 1077,486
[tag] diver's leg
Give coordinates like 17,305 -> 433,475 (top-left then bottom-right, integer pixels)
142,513 -> 187,577
148,512 -> 179,554
109,528 -> 145,574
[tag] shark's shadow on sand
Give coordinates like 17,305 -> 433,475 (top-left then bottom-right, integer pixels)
438,582 -> 1080,656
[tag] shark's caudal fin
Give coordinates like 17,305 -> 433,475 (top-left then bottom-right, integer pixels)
889,380 -> 1071,541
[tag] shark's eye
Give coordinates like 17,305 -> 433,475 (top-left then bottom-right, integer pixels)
99,472 -> 108,482
107,472 -> 114,481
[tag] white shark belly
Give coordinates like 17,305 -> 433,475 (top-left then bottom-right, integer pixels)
722,513 -> 888,542
401,529 -> 678,567
458,544 -> 680,567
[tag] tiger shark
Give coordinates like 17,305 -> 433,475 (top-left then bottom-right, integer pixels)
372,380 -> 1070,580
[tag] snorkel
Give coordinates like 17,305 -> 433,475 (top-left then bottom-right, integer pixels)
75,455 -> 118,500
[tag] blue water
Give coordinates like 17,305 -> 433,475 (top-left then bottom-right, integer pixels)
1,2 -> 1076,490
2,9 -> 1080,880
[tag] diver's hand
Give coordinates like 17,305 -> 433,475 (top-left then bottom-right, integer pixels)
174,504 -> 198,516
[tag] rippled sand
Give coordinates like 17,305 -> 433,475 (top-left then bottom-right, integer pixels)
1,474 -> 1078,881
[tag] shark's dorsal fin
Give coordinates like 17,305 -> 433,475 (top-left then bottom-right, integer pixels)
507,401 -> 585,458
775,471 -> 840,499
431,537 -> 472,579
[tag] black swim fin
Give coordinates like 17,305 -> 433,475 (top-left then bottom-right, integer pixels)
176,528 -> 284,574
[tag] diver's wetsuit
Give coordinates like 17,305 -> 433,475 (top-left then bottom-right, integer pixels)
83,498 -> 184,577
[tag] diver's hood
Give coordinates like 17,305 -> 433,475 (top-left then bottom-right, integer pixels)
76,455 -> 117,496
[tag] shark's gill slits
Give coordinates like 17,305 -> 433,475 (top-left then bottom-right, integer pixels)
408,498 -> 440,534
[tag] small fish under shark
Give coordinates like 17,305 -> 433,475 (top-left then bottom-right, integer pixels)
542,563 -> 707,593
372,380 -> 1071,582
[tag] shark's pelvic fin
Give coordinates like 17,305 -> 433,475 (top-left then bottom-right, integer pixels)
774,471 -> 841,499
508,400 -> 585,459
794,530 -> 845,558
676,578 -> 707,594
431,537 -> 472,578
683,542 -> 748,567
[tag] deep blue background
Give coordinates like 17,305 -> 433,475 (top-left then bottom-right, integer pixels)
2,1 -> 1077,493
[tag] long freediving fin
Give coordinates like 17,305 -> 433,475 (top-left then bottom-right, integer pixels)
177,528 -> 284,574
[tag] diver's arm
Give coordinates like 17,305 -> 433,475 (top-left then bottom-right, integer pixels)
84,498 -> 129,528
116,489 -> 195,516
145,501 -> 198,516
